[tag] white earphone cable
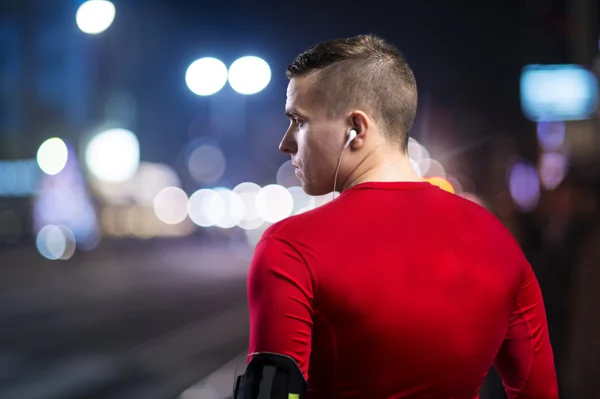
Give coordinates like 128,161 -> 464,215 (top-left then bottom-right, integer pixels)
332,145 -> 348,201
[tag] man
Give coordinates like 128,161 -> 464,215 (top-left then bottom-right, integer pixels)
244,34 -> 558,398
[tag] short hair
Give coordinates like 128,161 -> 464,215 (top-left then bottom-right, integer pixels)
287,34 -> 418,151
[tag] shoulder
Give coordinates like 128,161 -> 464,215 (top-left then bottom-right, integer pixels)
433,189 -> 527,264
447,190 -> 517,241
250,202 -> 339,287
260,199 -> 340,244
249,216 -> 317,298
448,191 -> 529,274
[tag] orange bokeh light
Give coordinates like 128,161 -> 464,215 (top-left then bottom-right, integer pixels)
425,177 -> 455,194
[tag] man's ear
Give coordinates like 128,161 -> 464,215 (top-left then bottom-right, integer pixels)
348,111 -> 370,149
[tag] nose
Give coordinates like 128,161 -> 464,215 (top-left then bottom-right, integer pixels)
279,128 -> 297,154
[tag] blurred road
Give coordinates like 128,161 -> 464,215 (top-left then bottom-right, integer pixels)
0,237 -> 252,399
0,236 -> 509,399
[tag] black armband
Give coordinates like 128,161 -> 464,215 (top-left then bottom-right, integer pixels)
234,353 -> 308,399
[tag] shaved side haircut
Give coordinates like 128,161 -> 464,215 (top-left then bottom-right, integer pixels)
287,34 -> 418,152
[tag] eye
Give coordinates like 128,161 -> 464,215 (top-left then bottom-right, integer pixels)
294,117 -> 305,127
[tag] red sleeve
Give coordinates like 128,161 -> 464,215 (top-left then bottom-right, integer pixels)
493,261 -> 559,399
247,235 -> 314,380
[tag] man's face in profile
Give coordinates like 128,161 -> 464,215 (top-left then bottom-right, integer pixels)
280,76 -> 347,196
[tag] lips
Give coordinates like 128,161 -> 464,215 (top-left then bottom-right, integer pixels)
292,162 -> 301,177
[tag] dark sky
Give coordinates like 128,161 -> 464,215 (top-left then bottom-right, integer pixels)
1,0 -> 575,188
111,0 -> 569,183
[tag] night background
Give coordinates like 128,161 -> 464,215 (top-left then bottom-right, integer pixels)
0,0 -> 599,398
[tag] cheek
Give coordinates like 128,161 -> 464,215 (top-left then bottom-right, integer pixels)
296,129 -> 313,158
299,126 -> 336,169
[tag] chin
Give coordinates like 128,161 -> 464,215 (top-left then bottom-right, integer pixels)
301,182 -> 331,197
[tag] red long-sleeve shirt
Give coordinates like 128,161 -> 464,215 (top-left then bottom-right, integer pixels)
247,181 -> 558,399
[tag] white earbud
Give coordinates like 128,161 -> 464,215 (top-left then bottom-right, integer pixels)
344,129 -> 358,149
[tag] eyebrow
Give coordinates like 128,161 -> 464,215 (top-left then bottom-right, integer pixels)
285,109 -> 307,119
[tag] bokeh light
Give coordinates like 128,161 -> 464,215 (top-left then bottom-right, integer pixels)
538,152 -> 568,190
36,224 -> 77,260
37,138 -> 68,176
454,174 -> 476,194
85,128 -> 140,183
233,182 -> 264,230
188,144 -> 226,184
520,64 -> 598,122
422,159 -> 446,178
153,187 -> 189,225
134,163 -> 182,206
255,184 -> 293,223
228,56 -> 271,95
76,0 -> 116,35
446,176 -> 464,194
408,138 -> 425,163
413,141 -> 432,175
186,58 -> 228,96
188,187 -> 254,229
508,161 -> 541,212
188,189 -> 222,228
276,160 -> 301,187
34,145 -> 100,251
537,121 -> 566,151
287,186 -> 312,215
426,177 -> 455,193
213,188 -> 245,229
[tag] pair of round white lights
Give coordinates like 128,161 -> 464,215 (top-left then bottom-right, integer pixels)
185,56 -> 271,96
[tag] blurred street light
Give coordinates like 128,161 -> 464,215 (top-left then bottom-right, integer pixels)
76,0 -> 116,35
37,138 -> 68,176
186,58 -> 228,96
85,128 -> 140,183
228,56 -> 271,95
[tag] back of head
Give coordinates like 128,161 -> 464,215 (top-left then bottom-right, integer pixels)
286,34 -> 418,151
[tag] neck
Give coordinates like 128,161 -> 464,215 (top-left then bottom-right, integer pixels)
341,146 -> 421,191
